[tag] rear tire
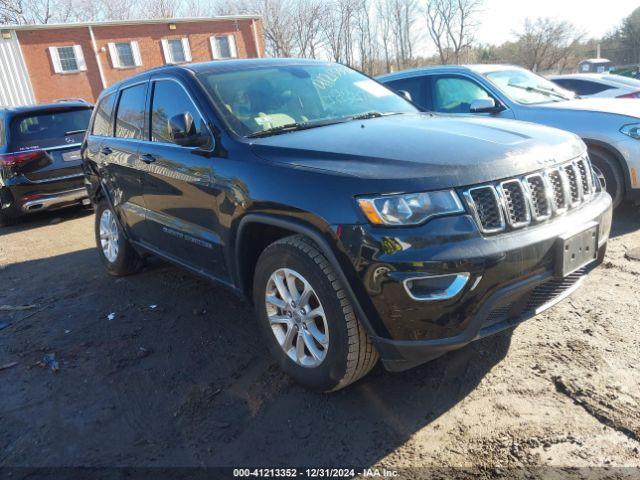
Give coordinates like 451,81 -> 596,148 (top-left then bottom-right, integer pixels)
589,147 -> 625,208
253,235 -> 378,392
94,198 -> 141,276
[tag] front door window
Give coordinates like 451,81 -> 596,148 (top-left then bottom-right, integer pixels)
433,77 -> 492,114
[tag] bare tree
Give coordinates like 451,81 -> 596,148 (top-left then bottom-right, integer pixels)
290,0 -> 325,58
143,0 -> 180,19
426,0 -> 483,64
513,17 -> 584,72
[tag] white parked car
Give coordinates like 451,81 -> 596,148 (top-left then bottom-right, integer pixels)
549,73 -> 640,99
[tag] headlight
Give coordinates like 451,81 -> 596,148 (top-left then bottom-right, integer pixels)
620,123 -> 640,140
357,190 -> 464,226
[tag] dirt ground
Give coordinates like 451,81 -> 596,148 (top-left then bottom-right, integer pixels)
0,205 -> 639,478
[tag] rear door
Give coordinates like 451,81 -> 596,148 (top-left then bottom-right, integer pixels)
138,76 -> 225,278
7,107 -> 92,184
100,82 -> 150,241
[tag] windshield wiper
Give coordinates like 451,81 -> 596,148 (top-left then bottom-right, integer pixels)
247,118 -> 352,138
507,83 -> 569,101
349,111 -> 404,121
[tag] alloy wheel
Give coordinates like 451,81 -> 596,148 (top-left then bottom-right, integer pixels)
265,268 -> 329,368
592,164 -> 607,192
99,208 -> 119,263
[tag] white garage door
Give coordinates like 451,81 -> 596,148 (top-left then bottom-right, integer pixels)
0,31 -> 35,107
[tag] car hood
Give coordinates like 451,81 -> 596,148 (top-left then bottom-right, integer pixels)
539,98 -> 640,118
249,113 -> 584,189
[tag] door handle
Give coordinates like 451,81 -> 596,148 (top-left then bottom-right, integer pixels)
100,146 -> 112,155
141,153 -> 157,164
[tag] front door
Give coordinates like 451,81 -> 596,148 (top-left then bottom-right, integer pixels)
427,75 -> 515,119
139,78 -> 227,280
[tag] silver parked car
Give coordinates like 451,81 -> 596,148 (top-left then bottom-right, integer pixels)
549,73 -> 640,99
378,65 -> 640,207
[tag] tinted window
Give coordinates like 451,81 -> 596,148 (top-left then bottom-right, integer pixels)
0,119 -> 5,149
92,93 -> 116,136
385,77 -> 426,107
9,109 -> 92,150
150,80 -> 210,146
553,79 -> 613,96
115,84 -> 146,139
433,77 -> 491,113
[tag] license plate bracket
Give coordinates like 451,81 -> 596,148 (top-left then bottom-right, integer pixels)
555,223 -> 598,277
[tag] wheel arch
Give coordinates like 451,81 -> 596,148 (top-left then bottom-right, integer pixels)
233,213 -> 382,340
583,138 -> 631,194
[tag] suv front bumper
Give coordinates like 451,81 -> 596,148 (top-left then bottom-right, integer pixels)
337,191 -> 612,371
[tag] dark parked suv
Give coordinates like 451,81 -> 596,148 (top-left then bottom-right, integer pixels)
1,101 -> 92,225
82,59 -> 612,391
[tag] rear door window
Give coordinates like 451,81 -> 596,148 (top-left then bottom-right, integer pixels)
385,77 -> 428,107
8,108 -> 92,151
115,84 -> 147,140
92,93 -> 116,137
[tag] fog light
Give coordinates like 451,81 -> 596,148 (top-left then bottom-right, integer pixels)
403,273 -> 470,301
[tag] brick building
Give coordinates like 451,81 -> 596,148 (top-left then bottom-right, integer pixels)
0,16 -> 264,106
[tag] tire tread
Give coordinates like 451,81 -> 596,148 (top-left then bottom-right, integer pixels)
267,235 -> 378,391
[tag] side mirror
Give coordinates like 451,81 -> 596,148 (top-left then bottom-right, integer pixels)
168,112 -> 195,145
397,90 -> 412,102
469,98 -> 500,113
168,112 -> 212,150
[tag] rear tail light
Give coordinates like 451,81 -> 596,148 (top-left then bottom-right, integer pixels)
616,91 -> 640,99
0,150 -> 44,167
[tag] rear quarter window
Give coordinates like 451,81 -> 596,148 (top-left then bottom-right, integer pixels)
9,108 -> 92,151
91,93 -> 116,136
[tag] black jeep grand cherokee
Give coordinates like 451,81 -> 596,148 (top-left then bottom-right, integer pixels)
82,59 -> 612,392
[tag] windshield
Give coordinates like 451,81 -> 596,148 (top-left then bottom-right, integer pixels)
197,64 -> 418,137
485,69 -> 574,105
9,108 -> 92,151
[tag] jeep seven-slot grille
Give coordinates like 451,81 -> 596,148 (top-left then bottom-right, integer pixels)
564,163 -> 581,205
464,157 -> 594,234
526,174 -> 551,219
467,187 -> 504,232
548,169 -> 567,211
500,180 -> 529,226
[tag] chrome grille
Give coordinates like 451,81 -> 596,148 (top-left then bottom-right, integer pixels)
563,163 -> 581,206
465,186 -> 504,233
576,158 -> 592,195
525,174 -> 551,220
547,169 -> 567,212
499,180 -> 530,228
464,156 -> 594,235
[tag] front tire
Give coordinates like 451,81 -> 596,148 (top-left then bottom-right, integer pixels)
589,147 -> 625,208
94,199 -> 141,276
253,235 -> 378,392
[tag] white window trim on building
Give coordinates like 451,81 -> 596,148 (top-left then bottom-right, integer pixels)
161,38 -> 192,64
210,34 -> 238,60
107,41 -> 142,69
48,45 -> 87,74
